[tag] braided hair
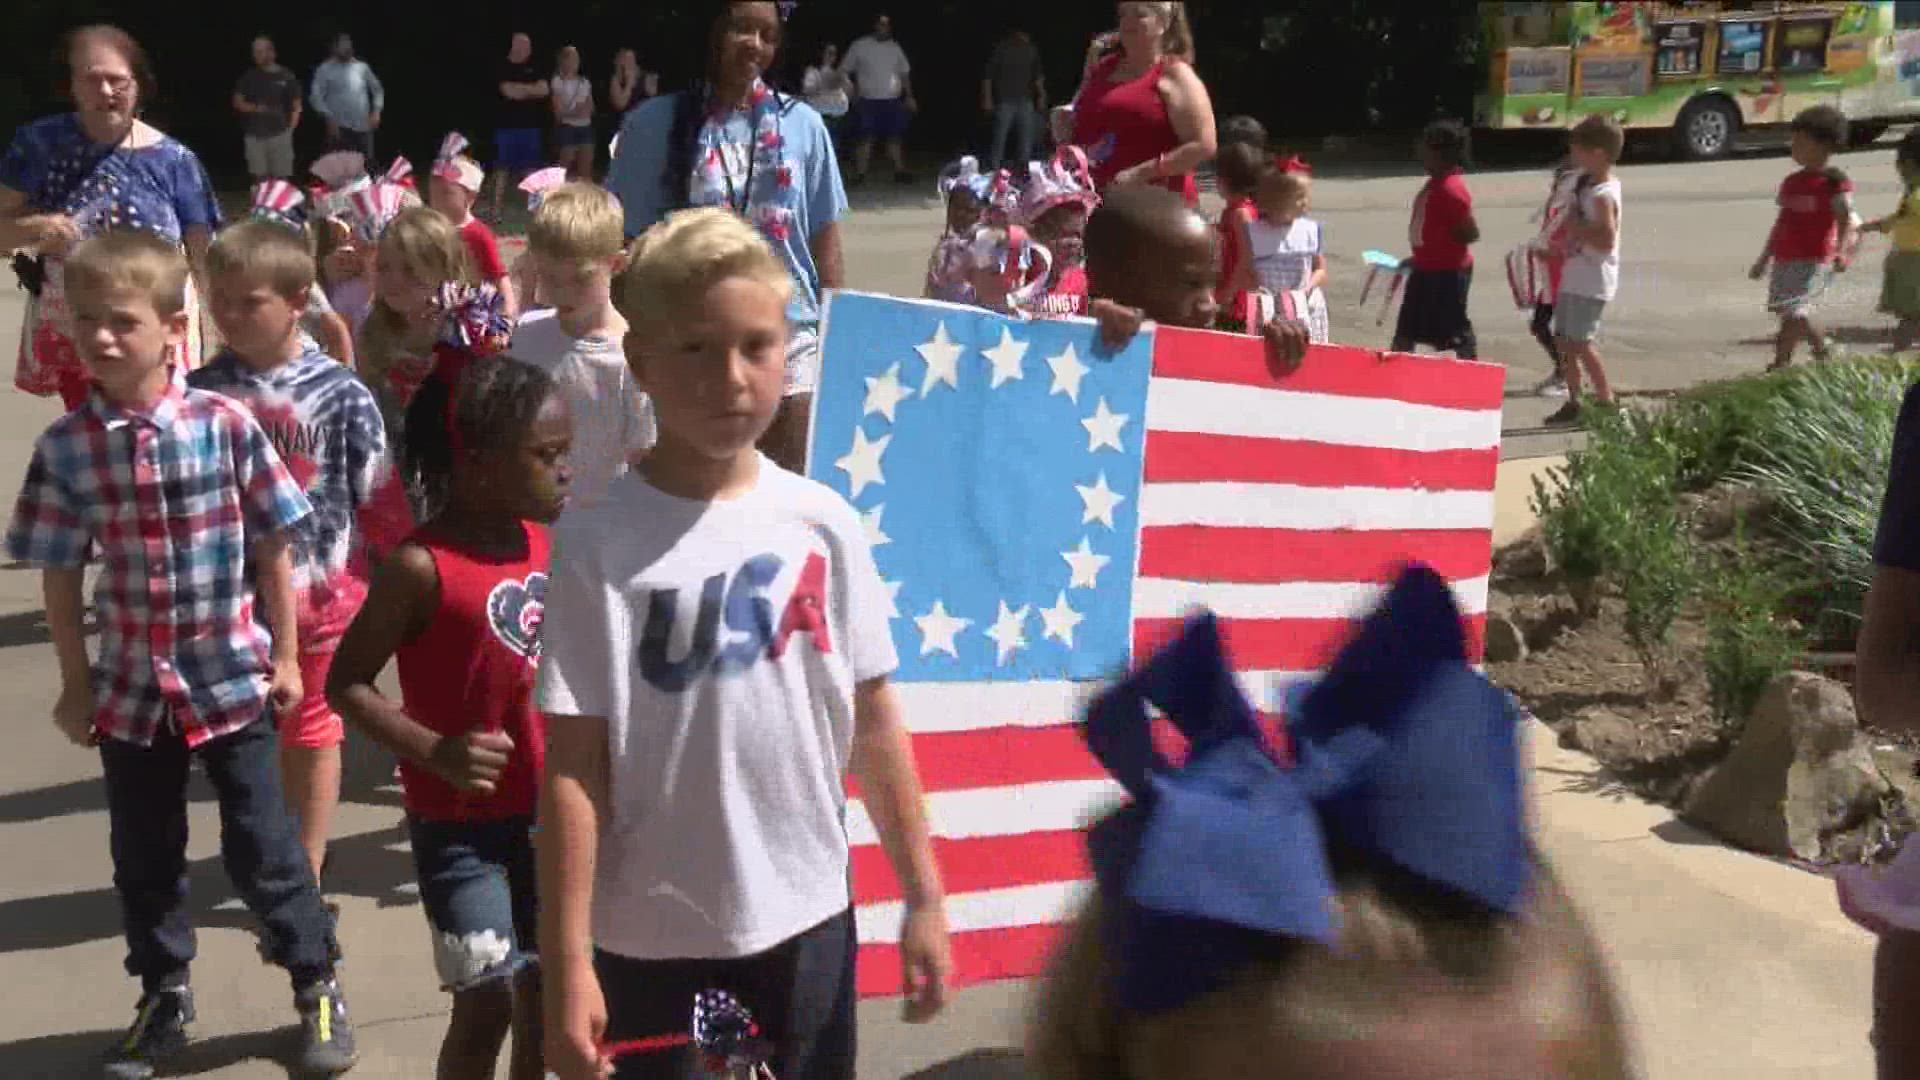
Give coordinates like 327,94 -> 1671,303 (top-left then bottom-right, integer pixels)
661,2 -> 792,212
401,354 -> 558,522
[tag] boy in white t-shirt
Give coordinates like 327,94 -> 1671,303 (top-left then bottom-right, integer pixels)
509,182 -> 654,508
1546,115 -> 1625,428
535,207 -> 950,1080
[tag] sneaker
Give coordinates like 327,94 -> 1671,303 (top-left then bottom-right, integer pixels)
103,987 -> 193,1079
1533,374 -> 1569,399
293,979 -> 358,1075
1543,401 -> 1584,428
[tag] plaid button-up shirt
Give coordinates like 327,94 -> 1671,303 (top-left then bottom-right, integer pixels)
5,382 -> 312,747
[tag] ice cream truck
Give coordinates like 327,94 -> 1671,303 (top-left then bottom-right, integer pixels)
1476,2 -> 1920,159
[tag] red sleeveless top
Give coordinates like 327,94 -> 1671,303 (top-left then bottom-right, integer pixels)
1072,55 -> 1199,207
396,522 -> 551,822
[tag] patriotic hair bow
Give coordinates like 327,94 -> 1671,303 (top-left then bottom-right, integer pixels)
435,131 -> 470,165
969,223 -> 1053,312
1016,146 -> 1101,225
382,156 -> 416,190
519,165 -> 570,212
1275,153 -> 1313,175
1083,564 -> 1530,1015
249,179 -> 308,231
434,281 -> 513,355
937,155 -> 994,202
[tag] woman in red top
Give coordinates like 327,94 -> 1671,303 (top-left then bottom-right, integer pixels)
327,355 -> 572,1080
1056,2 -> 1216,207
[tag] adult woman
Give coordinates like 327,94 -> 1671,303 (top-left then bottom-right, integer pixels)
802,43 -> 851,141
605,1 -> 845,473
1,25 -> 219,408
1057,2 -> 1216,207
552,45 -> 596,180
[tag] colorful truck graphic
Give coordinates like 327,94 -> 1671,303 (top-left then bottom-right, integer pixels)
1476,2 -> 1920,159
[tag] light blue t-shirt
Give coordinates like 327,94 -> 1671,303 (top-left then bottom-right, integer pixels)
608,92 -> 848,329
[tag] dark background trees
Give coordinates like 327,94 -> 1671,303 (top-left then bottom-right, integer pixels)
0,1 -> 1483,185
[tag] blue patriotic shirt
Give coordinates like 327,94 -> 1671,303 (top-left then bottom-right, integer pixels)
4,382 -> 311,747
190,349 -> 387,637
0,114 -> 220,242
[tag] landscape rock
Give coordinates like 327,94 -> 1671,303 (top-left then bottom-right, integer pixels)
1494,527 -> 1550,580
1682,672 -> 1899,862
1484,614 -> 1528,663
1690,482 -> 1775,542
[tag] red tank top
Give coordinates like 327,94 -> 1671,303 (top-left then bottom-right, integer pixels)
1072,55 -> 1199,207
396,522 -> 551,821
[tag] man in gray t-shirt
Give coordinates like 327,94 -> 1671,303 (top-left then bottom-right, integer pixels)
233,36 -> 303,180
981,29 -> 1046,170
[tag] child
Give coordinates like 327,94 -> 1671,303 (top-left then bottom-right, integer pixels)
535,208 -> 951,1080
511,182 -> 655,508
1212,140 -> 1266,323
5,231 -> 357,1077
189,218 -> 388,891
1751,105 -> 1857,370
1861,126 -> 1920,351
926,156 -> 992,304
1084,183 -> 1309,376
1545,115 -> 1625,428
1241,159 -> 1330,344
327,356 -> 569,1080
1018,149 -> 1100,319
1028,569 -> 1637,1080
249,179 -> 358,369
357,206 -> 476,562
1392,120 -> 1480,360
429,133 -> 519,320
1217,113 -> 1268,152
1525,157 -> 1582,398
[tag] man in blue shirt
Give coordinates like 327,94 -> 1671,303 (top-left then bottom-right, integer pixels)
310,34 -> 384,161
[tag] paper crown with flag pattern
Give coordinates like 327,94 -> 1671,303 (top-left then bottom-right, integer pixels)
937,156 -> 1020,223
519,166 -> 570,212
1081,563 -> 1531,1015
431,132 -> 486,194
249,179 -> 308,232
341,158 -> 418,243
1016,146 -> 1101,225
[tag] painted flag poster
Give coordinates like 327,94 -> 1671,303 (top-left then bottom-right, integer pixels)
807,291 -> 1505,995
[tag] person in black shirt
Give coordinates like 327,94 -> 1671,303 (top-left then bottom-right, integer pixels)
234,36 -> 302,180
491,31 -> 549,219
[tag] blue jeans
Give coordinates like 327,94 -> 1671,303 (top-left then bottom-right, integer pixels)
407,815 -> 538,992
100,717 -> 336,992
988,101 -> 1040,170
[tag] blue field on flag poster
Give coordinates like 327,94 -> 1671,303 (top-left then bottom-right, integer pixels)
809,292 -> 1153,683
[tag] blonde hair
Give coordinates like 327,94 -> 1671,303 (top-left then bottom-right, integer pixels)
1137,2 -> 1196,64
64,229 -> 190,316
206,219 -> 317,299
528,182 -> 627,263
615,208 -> 793,331
357,206 -> 473,388
1030,855 -> 1636,1080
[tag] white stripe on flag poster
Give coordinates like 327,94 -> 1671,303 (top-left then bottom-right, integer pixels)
857,880 -> 1093,943
1143,378 -> 1501,452
881,671 -> 1320,735
1138,482 -> 1497,531
1132,574 -> 1491,620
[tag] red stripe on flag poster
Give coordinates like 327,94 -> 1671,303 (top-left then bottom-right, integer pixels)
857,924 -> 1067,997
853,831 -> 1090,903
1140,431 -> 1499,491
1134,613 -> 1489,672
1149,336 -> 1508,412
848,725 -> 1103,795
1139,526 -> 1493,586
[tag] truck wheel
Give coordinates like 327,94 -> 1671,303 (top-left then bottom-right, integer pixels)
1674,97 -> 1739,161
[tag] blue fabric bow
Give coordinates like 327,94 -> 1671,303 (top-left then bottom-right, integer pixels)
1083,564 -> 1529,1015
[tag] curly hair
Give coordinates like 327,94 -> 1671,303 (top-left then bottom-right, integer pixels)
401,355 -> 559,521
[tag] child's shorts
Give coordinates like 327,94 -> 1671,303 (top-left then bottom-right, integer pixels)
594,909 -> 856,1080
785,324 -> 821,398
1393,267 -> 1475,350
1553,293 -> 1608,344
1882,250 -> 1920,320
1767,258 -> 1824,318
407,815 -> 539,992
554,123 -> 596,150
282,641 -> 345,748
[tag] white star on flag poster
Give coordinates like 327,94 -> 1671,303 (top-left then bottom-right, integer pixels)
807,291 -> 1505,998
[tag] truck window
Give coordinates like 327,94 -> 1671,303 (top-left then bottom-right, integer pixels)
1718,19 -> 1771,75
1776,17 -> 1833,73
1656,20 -> 1708,77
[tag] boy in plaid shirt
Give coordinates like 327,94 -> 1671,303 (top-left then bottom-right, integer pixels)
5,231 -> 359,1078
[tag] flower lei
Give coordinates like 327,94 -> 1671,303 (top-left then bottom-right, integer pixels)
689,80 -> 797,244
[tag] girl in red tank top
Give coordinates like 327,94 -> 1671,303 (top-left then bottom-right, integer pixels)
325,355 -> 573,1080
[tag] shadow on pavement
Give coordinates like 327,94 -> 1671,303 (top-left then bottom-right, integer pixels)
0,1023 -> 294,1079
0,608 -> 55,649
905,1048 -> 1031,1080
1651,818 -> 1726,847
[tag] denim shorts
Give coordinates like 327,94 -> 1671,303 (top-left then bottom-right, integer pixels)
554,123 -> 596,149
1553,293 -> 1607,343
407,815 -> 538,992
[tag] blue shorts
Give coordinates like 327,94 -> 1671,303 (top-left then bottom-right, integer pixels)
408,815 -> 538,992
554,124 -> 596,149
853,97 -> 911,141
494,127 -> 545,172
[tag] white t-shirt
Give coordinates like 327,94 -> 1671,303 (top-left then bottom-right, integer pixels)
842,36 -> 911,100
803,66 -> 849,117
553,75 -> 593,126
1560,177 -> 1623,302
534,459 -> 900,959
509,309 -> 654,509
